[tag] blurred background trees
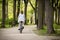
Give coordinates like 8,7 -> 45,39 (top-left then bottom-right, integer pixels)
0,0 -> 60,34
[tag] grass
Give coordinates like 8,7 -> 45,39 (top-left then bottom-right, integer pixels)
53,24 -> 60,29
33,28 -> 60,36
33,28 -> 47,36
33,24 -> 60,36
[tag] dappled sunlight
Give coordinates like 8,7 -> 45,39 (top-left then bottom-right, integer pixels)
8,1 -> 13,19
0,0 -> 60,40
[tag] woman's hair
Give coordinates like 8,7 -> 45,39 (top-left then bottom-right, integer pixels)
21,11 -> 23,14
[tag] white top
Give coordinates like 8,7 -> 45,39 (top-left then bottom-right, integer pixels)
18,13 -> 25,23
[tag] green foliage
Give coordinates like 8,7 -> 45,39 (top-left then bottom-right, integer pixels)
54,24 -> 60,29
0,0 -> 2,1
8,0 -> 13,19
20,0 -> 24,11
33,27 -> 47,36
33,24 -> 60,36
0,0 -> 36,28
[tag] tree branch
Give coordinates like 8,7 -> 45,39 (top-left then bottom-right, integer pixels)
28,1 -> 35,10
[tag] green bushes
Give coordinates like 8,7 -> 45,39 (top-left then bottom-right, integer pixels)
33,24 -> 60,36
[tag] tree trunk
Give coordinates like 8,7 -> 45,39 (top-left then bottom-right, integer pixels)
37,0 -> 45,29
1,0 -> 6,28
5,0 -> 8,19
54,0 -> 59,24
17,0 -> 20,17
45,0 -> 55,34
35,0 -> 37,24
53,0 -> 56,24
24,0 -> 28,24
58,10 -> 60,25
13,0 -> 16,26
42,0 -> 45,26
28,1 -> 35,10
28,0 -> 37,24
57,0 -> 60,24
58,4 -> 60,25
54,10 -> 57,24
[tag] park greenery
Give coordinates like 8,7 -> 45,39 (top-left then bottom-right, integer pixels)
0,0 -> 60,35
33,24 -> 60,36
0,0 -> 35,28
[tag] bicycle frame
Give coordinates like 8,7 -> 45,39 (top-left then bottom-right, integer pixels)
20,21 -> 23,33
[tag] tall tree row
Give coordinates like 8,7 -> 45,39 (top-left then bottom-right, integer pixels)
1,0 -> 6,28
24,0 -> 28,24
28,0 -> 37,24
37,0 -> 45,29
5,0 -> 8,19
54,0 -> 58,24
13,0 -> 16,26
35,0 -> 38,24
37,0 -> 56,34
54,0 -> 59,24
58,3 -> 60,25
17,0 -> 20,17
45,0 -> 55,34
57,0 -> 60,25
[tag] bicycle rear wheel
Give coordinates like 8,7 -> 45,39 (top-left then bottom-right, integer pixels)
19,21 -> 23,33
20,29 -> 22,33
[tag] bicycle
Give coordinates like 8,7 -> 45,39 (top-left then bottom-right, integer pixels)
19,21 -> 24,33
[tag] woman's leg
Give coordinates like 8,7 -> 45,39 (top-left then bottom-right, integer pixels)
18,22 -> 21,30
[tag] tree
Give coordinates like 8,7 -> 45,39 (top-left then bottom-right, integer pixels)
5,0 -> 8,19
35,0 -> 38,24
57,0 -> 60,25
37,0 -> 45,29
54,0 -> 59,24
45,0 -> 55,34
17,0 -> 20,17
58,3 -> 60,25
1,0 -> 6,28
24,0 -> 28,24
13,0 -> 16,26
58,9 -> 60,25
28,0 -> 37,24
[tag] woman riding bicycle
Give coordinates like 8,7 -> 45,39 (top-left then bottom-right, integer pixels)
18,11 -> 25,31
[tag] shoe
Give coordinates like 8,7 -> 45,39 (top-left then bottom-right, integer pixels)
18,29 -> 20,30
21,26 -> 24,29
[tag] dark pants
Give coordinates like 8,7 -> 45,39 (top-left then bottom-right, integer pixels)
18,21 -> 24,29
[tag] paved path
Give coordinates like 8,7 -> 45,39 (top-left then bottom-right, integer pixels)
0,25 -> 60,40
